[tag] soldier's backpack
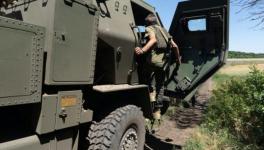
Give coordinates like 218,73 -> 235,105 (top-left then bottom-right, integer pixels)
152,25 -> 170,49
147,25 -> 171,68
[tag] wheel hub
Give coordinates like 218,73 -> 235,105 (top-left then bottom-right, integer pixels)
120,128 -> 138,150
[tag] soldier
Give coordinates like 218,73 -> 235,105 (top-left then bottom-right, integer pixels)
135,13 -> 181,120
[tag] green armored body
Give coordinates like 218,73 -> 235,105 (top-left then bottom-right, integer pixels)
0,0 -> 229,149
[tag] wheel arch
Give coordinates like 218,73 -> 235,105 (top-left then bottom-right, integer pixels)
84,84 -> 153,122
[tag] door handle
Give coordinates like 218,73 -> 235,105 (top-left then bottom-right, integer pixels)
59,108 -> 67,118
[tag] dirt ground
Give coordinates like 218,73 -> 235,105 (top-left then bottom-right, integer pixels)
144,79 -> 212,150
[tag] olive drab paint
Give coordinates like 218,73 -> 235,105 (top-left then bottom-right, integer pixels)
167,0 -> 229,99
0,0 -> 229,149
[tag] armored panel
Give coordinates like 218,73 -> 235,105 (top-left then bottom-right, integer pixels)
96,0 -> 140,84
56,129 -> 79,150
0,0 -> 99,85
56,90 -> 82,130
0,16 -> 44,107
37,93 -> 91,134
45,0 -> 99,85
166,0 -> 229,98
0,131 -> 78,150
0,135 -> 51,150
36,95 -> 57,135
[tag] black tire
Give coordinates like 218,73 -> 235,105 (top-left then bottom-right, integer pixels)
87,105 -> 146,150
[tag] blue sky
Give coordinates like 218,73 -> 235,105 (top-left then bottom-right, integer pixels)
145,0 -> 264,53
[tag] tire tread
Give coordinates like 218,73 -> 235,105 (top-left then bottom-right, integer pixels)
87,105 -> 144,150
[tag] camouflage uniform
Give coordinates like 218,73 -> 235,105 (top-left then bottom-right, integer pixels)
145,25 -> 169,110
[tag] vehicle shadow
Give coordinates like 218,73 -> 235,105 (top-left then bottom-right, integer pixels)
170,94 -> 209,129
144,133 -> 182,150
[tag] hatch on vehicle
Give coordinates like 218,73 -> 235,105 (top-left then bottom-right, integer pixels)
0,16 -> 44,106
165,0 -> 229,98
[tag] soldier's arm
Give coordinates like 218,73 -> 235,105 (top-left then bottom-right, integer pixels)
142,32 -> 157,52
171,40 -> 181,64
135,31 -> 157,55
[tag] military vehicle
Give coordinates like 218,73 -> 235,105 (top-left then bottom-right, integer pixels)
0,0 -> 229,149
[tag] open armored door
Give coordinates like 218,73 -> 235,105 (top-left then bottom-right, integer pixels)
165,0 -> 229,99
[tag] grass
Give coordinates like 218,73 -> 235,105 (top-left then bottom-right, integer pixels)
183,127 -> 246,150
212,73 -> 247,88
164,106 -> 178,118
184,64 -> 264,150
211,63 -> 263,88
212,73 -> 233,86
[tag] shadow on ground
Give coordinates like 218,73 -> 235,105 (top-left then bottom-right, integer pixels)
144,133 -> 182,150
144,91 -> 210,150
144,79 -> 212,149
172,95 -> 208,129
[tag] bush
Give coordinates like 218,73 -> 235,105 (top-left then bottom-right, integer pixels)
205,66 -> 264,148
184,128 -> 243,150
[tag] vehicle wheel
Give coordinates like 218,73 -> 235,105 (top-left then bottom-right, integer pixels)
87,105 -> 145,150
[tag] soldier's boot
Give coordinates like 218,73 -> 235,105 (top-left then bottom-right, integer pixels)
150,92 -> 161,120
150,108 -> 161,133
149,91 -> 156,102
152,108 -> 161,120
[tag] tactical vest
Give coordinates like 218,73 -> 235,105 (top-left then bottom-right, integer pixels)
151,25 -> 170,50
147,25 -> 171,68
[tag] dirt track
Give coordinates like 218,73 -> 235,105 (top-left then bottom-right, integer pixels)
144,96 -> 209,150
144,79 -> 212,150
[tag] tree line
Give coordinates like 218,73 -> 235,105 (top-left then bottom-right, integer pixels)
228,51 -> 264,58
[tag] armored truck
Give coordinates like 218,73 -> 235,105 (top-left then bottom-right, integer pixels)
0,0 -> 229,149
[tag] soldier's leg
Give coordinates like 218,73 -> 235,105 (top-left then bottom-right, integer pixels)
155,68 -> 165,107
152,68 -> 165,120
146,65 -> 156,102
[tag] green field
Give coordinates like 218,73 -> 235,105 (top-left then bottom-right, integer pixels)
212,61 -> 264,87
